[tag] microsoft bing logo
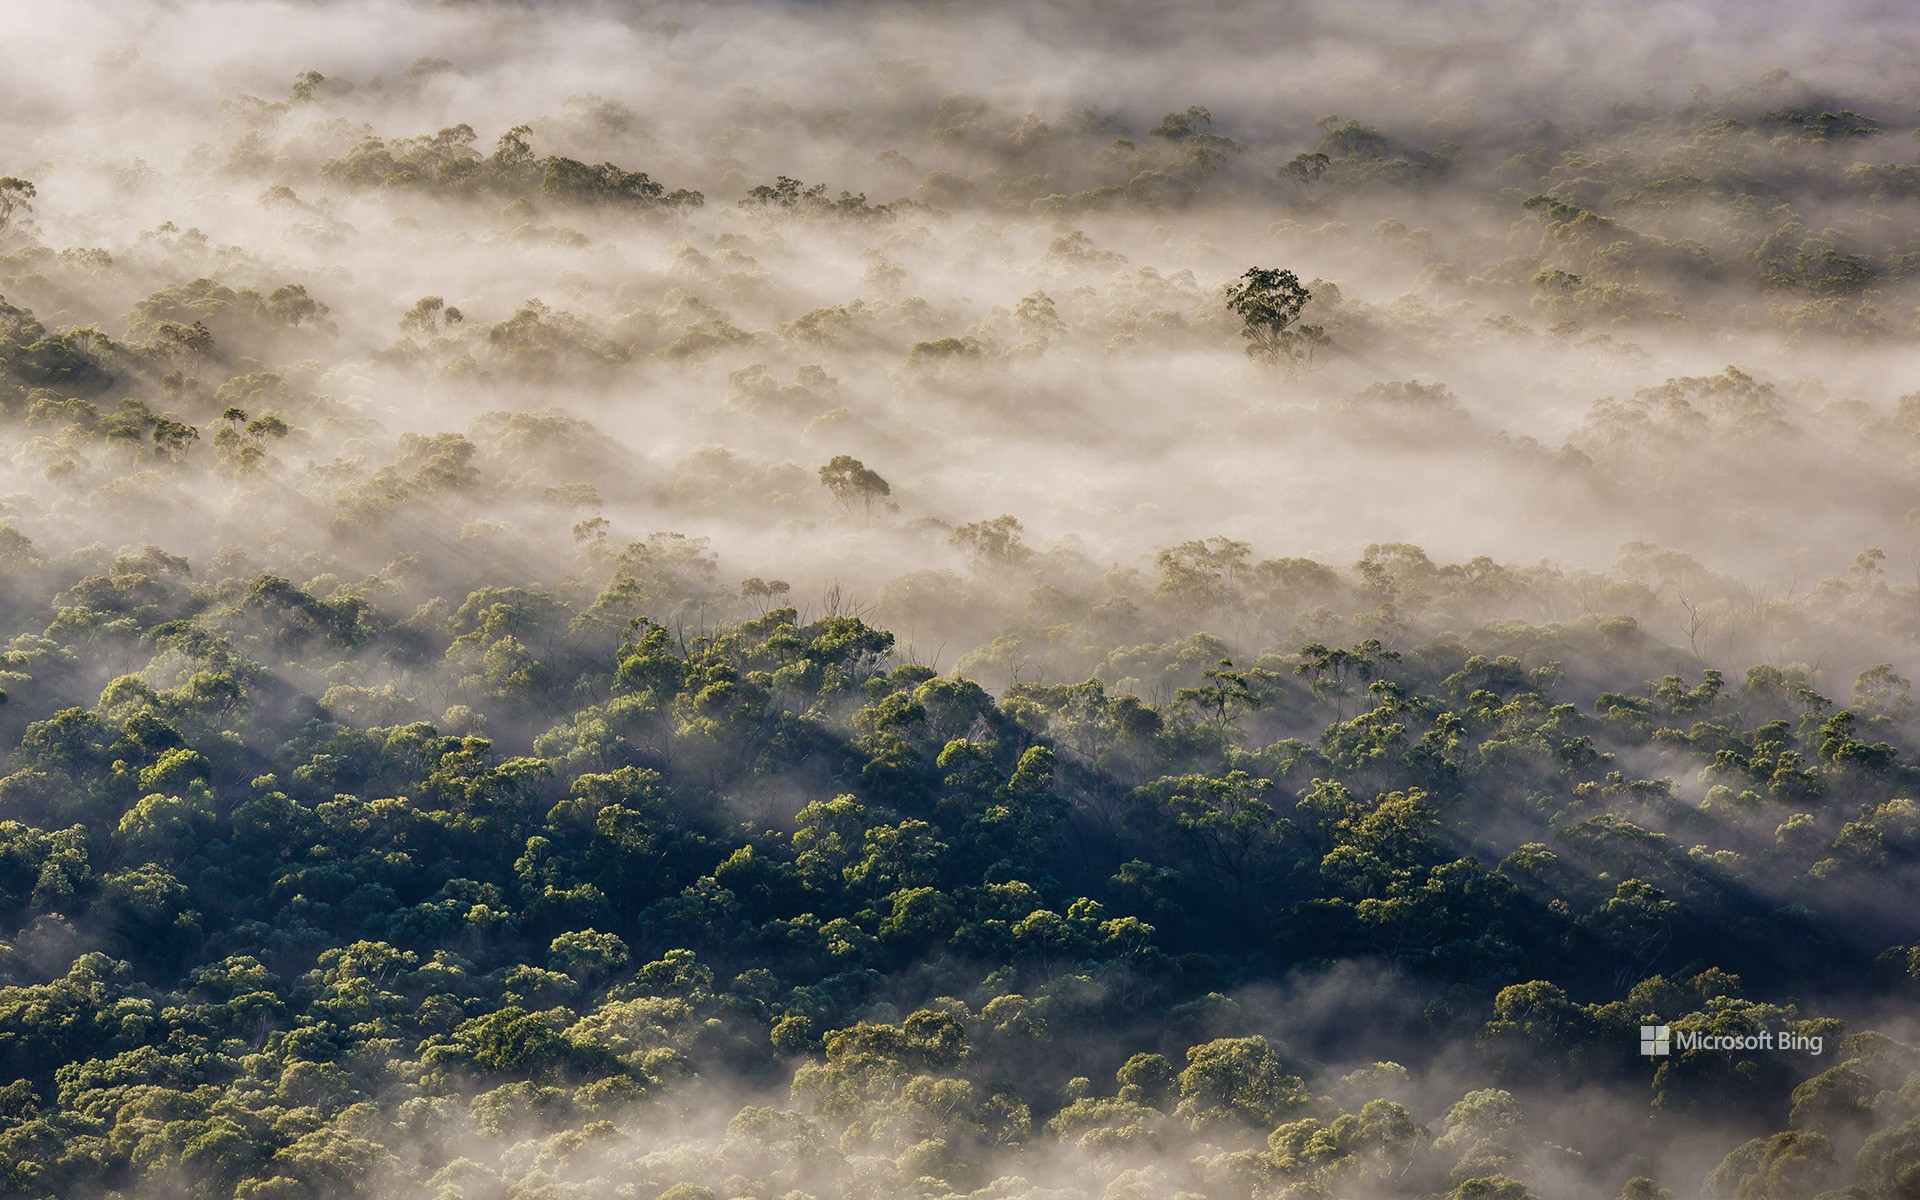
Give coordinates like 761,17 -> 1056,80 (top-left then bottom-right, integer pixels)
1634,1024 -> 1821,1056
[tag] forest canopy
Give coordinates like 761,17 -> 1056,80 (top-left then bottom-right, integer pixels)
2,1 -> 1920,1199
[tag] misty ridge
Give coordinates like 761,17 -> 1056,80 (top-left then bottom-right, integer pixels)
4,1 -> 1920,1199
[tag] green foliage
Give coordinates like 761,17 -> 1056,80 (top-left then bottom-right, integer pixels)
0,177 -> 35,232
4,32 -> 1920,1200
1,572 -> 1899,1198
741,176 -> 888,217
1223,267 -> 1329,371
818,454 -> 894,519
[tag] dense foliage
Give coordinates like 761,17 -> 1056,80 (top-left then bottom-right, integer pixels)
5,531 -> 1920,1198
5,3 -> 1920,1198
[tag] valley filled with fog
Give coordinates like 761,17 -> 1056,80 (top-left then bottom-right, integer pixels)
3,2 -> 1920,1198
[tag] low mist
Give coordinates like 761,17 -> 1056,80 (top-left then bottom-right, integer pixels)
4,3 -> 1920,1200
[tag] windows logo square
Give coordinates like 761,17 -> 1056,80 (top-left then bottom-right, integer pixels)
1640,1025 -> 1670,1056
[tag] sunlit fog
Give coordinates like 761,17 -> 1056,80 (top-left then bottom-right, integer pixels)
2,2 -> 1919,1198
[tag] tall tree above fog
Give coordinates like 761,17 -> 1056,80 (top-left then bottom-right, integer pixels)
0,179 -> 34,234
1224,267 -> 1328,373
